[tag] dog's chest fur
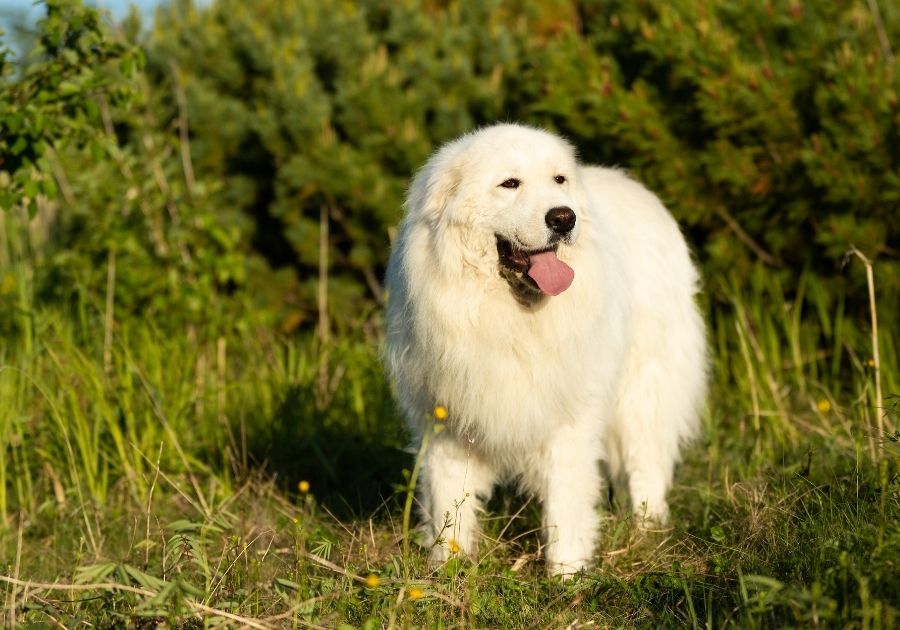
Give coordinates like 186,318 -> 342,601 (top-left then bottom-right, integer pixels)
408,255 -> 626,456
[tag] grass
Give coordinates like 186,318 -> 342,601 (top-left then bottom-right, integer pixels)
1,224 -> 898,627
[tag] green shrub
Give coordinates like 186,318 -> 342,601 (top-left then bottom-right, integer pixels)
1,0 -> 261,339
0,0 -> 139,214
546,0 -> 899,303
148,0 -> 898,326
2,0 -> 896,336
147,0 -> 529,328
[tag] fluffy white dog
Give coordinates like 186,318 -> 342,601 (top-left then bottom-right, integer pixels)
384,124 -> 707,576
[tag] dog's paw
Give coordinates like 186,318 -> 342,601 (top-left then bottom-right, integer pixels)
546,557 -> 590,580
545,540 -> 593,579
633,499 -> 670,528
427,536 -> 470,569
426,542 -> 449,568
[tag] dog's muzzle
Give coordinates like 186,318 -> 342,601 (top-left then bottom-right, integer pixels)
496,232 -> 575,301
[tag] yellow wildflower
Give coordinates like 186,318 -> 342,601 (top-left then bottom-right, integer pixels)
408,587 -> 424,601
867,358 -> 876,368
365,573 -> 381,589
434,405 -> 448,421
298,480 -> 310,493
448,538 -> 460,554
816,399 -> 831,413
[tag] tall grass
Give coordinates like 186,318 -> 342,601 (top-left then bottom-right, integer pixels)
711,265 -> 896,460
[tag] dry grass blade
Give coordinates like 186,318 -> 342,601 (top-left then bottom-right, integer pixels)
0,575 -> 274,629
846,247 -> 890,446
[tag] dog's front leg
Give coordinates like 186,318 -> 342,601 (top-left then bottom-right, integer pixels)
420,431 -> 495,565
533,423 -> 603,577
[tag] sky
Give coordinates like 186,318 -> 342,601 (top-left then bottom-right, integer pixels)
0,0 -> 165,23
0,1 -> 210,57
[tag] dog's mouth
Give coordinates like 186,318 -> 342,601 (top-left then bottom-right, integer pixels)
495,235 -> 575,299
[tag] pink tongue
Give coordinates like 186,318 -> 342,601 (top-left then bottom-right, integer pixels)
527,250 -> 574,296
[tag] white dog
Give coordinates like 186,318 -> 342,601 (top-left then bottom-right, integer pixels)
384,124 -> 707,576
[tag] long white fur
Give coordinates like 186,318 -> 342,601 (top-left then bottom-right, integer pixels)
384,124 -> 707,576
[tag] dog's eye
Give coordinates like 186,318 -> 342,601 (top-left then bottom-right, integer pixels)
555,175 -> 566,184
499,178 -> 521,189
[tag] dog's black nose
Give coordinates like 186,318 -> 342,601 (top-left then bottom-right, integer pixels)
545,206 -> 576,235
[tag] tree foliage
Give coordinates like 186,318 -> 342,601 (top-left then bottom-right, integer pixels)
0,0 -> 139,214
1,0 -> 257,336
147,0 -> 898,323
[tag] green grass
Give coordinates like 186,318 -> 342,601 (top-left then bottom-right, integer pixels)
1,253 -> 898,628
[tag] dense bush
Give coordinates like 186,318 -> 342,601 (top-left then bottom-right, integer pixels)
147,0 -> 524,328
1,0 -> 260,338
0,0 -> 138,215
147,0 -> 898,325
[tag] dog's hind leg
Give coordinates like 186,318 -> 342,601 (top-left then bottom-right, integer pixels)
420,432 -> 496,565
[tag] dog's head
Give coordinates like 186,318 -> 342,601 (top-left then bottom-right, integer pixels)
406,124 -> 584,306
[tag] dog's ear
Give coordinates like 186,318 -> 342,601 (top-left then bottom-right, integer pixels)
405,150 -> 462,223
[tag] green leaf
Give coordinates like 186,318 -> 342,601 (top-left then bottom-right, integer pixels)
9,136 -> 28,156
274,577 -> 302,592
710,525 -> 726,542
43,180 -> 59,201
23,180 -> 38,199
89,140 -> 106,161
74,562 -> 117,583
120,563 -> 166,589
